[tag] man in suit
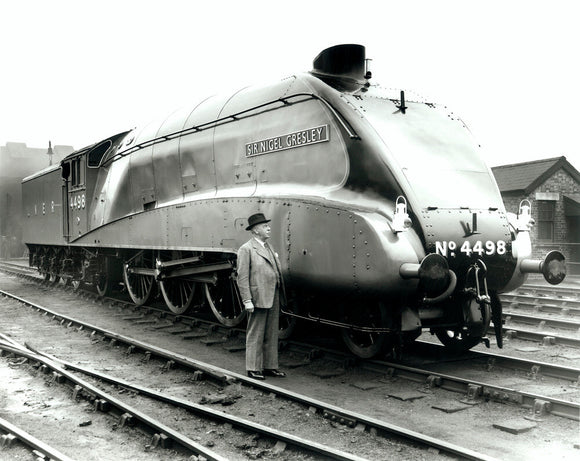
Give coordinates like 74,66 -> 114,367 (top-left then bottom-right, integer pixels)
236,213 -> 286,380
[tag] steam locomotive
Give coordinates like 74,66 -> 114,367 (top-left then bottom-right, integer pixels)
22,44 -> 566,358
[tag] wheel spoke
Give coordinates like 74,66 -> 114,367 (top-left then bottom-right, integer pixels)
205,274 -> 245,327
123,253 -> 155,306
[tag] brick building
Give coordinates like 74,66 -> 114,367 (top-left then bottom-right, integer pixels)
492,156 -> 580,274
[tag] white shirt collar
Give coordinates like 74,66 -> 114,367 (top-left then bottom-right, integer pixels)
253,237 -> 266,247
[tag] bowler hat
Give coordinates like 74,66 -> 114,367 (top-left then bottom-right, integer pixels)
246,213 -> 270,231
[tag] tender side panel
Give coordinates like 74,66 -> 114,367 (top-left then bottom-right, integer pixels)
22,167 -> 65,246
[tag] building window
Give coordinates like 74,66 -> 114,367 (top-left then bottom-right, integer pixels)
537,200 -> 555,241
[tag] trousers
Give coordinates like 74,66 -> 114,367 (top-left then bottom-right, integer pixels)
245,289 -> 279,371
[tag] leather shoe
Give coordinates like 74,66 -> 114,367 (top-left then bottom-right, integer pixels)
264,369 -> 286,377
247,370 -> 265,380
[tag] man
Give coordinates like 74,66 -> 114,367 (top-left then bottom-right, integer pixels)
236,212 -> 286,380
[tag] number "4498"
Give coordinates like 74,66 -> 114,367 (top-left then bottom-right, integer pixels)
435,240 -> 507,257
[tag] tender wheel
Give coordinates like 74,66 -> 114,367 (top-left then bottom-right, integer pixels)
95,256 -> 117,297
95,273 -> 110,297
340,302 -> 388,359
123,252 -> 156,306
434,300 -> 491,351
58,276 -> 72,287
160,279 -> 198,314
71,279 -> 84,292
205,272 -> 245,327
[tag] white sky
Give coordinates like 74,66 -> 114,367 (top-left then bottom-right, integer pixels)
1,0 -> 579,170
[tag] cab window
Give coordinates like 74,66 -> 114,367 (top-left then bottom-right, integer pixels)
70,157 -> 84,188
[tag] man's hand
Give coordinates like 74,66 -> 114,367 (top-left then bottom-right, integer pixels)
243,300 -> 255,313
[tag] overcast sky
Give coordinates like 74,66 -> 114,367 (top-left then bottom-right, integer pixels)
1,0 -> 579,170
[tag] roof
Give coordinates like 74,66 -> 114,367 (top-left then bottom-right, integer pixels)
564,194 -> 580,216
491,156 -> 580,194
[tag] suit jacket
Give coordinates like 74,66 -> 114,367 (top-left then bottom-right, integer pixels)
237,238 -> 285,309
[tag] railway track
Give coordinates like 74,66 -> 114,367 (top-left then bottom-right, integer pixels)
4,263 -> 579,415
0,287 -> 501,461
501,293 -> 580,317
515,282 -> 580,300
409,341 -> 580,385
502,312 -> 580,332
282,338 -> 580,421
0,414 -> 74,461
1,335 -> 373,461
2,261 -> 580,392
0,336 -> 229,461
1,262 -> 579,459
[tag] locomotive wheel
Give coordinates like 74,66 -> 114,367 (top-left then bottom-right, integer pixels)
205,273 -> 245,327
58,276 -> 72,287
340,302 -> 388,359
95,273 -> 110,297
434,328 -> 482,351
158,251 -> 200,314
434,300 -> 491,351
123,252 -> 156,306
160,278 -> 198,314
71,279 -> 84,292
95,257 -> 118,297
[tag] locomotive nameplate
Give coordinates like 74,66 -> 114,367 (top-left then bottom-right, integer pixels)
245,124 -> 329,157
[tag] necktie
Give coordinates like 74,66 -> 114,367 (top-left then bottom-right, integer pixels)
265,243 -> 281,282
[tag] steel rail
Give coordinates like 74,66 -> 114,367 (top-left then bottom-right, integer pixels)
0,288 -> 499,461
0,288 -> 232,382
52,355 -> 498,461
0,415 -> 75,461
502,312 -> 580,331
284,340 -> 580,421
366,359 -> 580,421
26,347 -> 370,461
492,324 -> 580,348
412,340 -> 580,383
515,283 -> 580,298
0,340 -> 228,461
501,293 -> 580,316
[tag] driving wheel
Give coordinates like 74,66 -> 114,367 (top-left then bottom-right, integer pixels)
205,272 -> 245,327
123,251 -> 156,306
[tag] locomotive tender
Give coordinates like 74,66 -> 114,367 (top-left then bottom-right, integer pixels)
22,44 -> 566,357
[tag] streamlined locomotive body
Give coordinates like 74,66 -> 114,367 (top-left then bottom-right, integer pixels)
22,44 -> 566,357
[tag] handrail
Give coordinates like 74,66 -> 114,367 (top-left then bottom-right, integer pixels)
101,92 -> 360,167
